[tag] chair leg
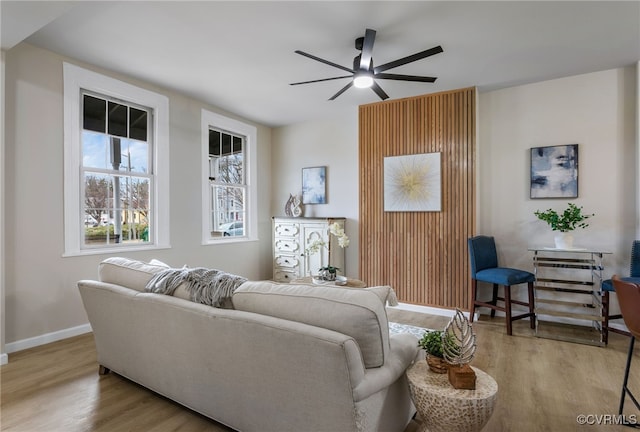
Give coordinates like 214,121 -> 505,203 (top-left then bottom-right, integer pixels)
504,285 -> 513,336
490,284 -> 498,318
470,279 -> 478,323
619,336 -> 640,423
528,281 -> 536,329
603,291 -> 610,345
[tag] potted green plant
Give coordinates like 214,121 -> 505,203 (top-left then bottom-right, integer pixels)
318,265 -> 340,281
418,330 -> 449,373
534,203 -> 594,249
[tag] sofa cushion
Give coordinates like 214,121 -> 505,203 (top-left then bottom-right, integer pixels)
232,281 -> 390,368
99,257 -> 168,292
361,285 -> 392,305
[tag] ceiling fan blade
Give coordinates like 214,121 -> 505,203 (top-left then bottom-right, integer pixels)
329,82 -> 354,100
373,45 -> 443,74
290,75 -> 353,86
294,50 -> 354,74
359,28 -> 376,70
374,73 -> 437,83
371,81 -> 389,100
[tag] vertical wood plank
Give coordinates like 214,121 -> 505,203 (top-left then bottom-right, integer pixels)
359,87 -> 475,310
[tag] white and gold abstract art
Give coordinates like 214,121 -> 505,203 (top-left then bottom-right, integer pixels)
384,152 -> 441,212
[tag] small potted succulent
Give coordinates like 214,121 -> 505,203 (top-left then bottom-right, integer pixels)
534,203 -> 594,249
418,330 -> 449,374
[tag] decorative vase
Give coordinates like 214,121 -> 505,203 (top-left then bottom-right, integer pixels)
554,232 -> 574,249
426,354 -> 448,374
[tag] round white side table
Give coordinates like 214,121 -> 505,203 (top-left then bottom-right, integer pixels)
406,361 -> 498,432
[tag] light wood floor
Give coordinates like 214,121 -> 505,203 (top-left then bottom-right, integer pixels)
2,309 -> 639,432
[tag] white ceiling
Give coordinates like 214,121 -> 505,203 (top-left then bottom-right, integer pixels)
2,1 -> 639,127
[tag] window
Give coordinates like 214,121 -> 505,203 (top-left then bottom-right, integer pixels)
64,63 -> 170,256
201,110 -> 257,243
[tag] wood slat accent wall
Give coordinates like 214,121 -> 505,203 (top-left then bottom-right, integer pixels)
359,87 -> 475,310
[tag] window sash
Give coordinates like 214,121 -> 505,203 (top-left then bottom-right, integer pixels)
201,109 -> 257,244
82,171 -> 152,247
64,62 -> 170,256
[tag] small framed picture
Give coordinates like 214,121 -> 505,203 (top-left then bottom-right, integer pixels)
302,166 -> 326,204
530,144 -> 578,199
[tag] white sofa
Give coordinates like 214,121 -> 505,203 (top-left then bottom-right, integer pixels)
77,257 -> 419,432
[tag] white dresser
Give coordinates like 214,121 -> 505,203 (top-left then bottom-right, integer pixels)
272,217 -> 346,283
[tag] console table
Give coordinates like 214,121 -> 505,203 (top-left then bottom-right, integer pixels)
406,361 -> 498,432
290,276 -> 367,288
529,247 -> 611,346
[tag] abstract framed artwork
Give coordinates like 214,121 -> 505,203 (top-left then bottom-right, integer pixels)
530,144 -> 578,199
302,166 -> 326,204
384,152 -> 441,212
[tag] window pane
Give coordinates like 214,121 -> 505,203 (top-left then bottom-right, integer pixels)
217,153 -> 243,185
84,172 -> 111,223
214,185 -> 245,236
209,130 -> 221,156
120,176 -> 150,242
82,131 -> 109,169
84,173 -> 119,245
83,95 -> 106,133
108,101 -> 128,137
129,107 -> 147,141
233,152 -> 243,183
233,135 -> 242,153
120,139 -> 149,174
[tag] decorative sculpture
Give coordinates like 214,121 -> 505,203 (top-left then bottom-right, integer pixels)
443,308 -> 477,389
291,194 -> 303,217
285,193 -> 303,217
284,194 -> 295,217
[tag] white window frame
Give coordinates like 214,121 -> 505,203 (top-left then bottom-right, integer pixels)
63,63 -> 170,256
201,109 -> 257,244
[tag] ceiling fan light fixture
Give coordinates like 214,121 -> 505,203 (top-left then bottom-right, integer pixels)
353,73 -> 374,89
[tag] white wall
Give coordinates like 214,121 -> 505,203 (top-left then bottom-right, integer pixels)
478,66 -> 638,277
3,43 -> 273,349
272,109 -> 360,278
271,66 -> 638,296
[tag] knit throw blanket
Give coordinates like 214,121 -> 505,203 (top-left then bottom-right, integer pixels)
145,267 -> 247,307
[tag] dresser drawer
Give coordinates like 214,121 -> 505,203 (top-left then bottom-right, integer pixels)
275,255 -> 300,268
273,269 -> 298,283
275,223 -> 299,237
275,239 -> 300,253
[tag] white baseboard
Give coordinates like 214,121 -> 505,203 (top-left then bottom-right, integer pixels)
0,352 -> 7,365
401,304 -> 629,332
5,323 -> 92,355
391,302 -> 476,320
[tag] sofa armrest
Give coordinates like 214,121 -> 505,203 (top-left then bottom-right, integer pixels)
352,333 -> 419,401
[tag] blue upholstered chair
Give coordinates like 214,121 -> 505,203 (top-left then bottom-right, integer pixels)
601,240 -> 640,344
612,276 -> 640,423
468,235 -> 536,335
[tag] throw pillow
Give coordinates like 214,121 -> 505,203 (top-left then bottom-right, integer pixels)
98,257 -> 168,292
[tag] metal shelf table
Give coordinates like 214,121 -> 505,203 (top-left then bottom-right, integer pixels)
529,247 -> 612,347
